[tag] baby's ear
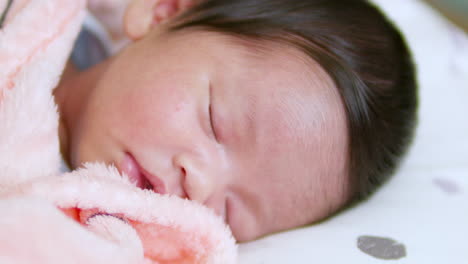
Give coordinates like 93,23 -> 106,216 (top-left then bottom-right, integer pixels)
124,0 -> 195,40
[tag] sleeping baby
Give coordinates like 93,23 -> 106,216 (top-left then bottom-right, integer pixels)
53,0 -> 418,242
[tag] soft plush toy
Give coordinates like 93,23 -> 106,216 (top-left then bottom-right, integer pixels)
0,1 -> 237,263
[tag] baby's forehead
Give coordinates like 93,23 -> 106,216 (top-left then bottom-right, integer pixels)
218,35 -> 348,169
171,28 -> 321,74
250,59 -> 346,157
233,39 -> 343,134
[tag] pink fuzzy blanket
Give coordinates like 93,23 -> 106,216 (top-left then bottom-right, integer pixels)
0,0 -> 237,263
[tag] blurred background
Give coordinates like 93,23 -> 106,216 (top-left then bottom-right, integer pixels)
425,0 -> 468,32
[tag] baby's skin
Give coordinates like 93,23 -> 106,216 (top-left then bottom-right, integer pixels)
54,0 -> 349,242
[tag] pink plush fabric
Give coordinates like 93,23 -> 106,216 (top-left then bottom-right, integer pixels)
0,1 -> 237,263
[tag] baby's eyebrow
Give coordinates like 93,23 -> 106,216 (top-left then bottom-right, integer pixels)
0,0 -> 14,29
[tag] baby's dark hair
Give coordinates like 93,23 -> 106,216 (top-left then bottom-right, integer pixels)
169,0 -> 418,201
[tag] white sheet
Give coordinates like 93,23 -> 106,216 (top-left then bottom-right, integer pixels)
238,0 -> 468,263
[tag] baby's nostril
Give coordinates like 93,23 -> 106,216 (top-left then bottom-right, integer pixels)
181,167 -> 190,199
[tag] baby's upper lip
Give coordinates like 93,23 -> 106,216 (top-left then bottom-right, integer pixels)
119,153 -> 167,195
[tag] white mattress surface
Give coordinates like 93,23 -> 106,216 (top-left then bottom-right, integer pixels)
238,0 -> 468,263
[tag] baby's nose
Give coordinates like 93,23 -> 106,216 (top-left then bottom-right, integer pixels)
172,154 -> 229,221
173,153 -> 216,205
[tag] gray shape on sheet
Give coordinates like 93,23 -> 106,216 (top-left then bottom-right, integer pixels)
433,178 -> 461,194
357,235 -> 407,260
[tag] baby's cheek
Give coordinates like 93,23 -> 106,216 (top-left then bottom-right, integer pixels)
116,87 -> 192,141
227,201 -> 262,242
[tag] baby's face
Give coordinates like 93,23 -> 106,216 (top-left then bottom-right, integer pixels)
67,29 -> 349,241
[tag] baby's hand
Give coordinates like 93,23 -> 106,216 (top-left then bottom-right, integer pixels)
124,0 -> 196,40
86,0 -> 196,44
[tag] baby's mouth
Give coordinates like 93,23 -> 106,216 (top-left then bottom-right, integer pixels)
119,153 -> 167,194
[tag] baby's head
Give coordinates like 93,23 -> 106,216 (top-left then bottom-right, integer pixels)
59,0 -> 417,241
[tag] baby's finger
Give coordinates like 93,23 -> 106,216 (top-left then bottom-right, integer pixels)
153,0 -> 178,24
124,0 -> 155,40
